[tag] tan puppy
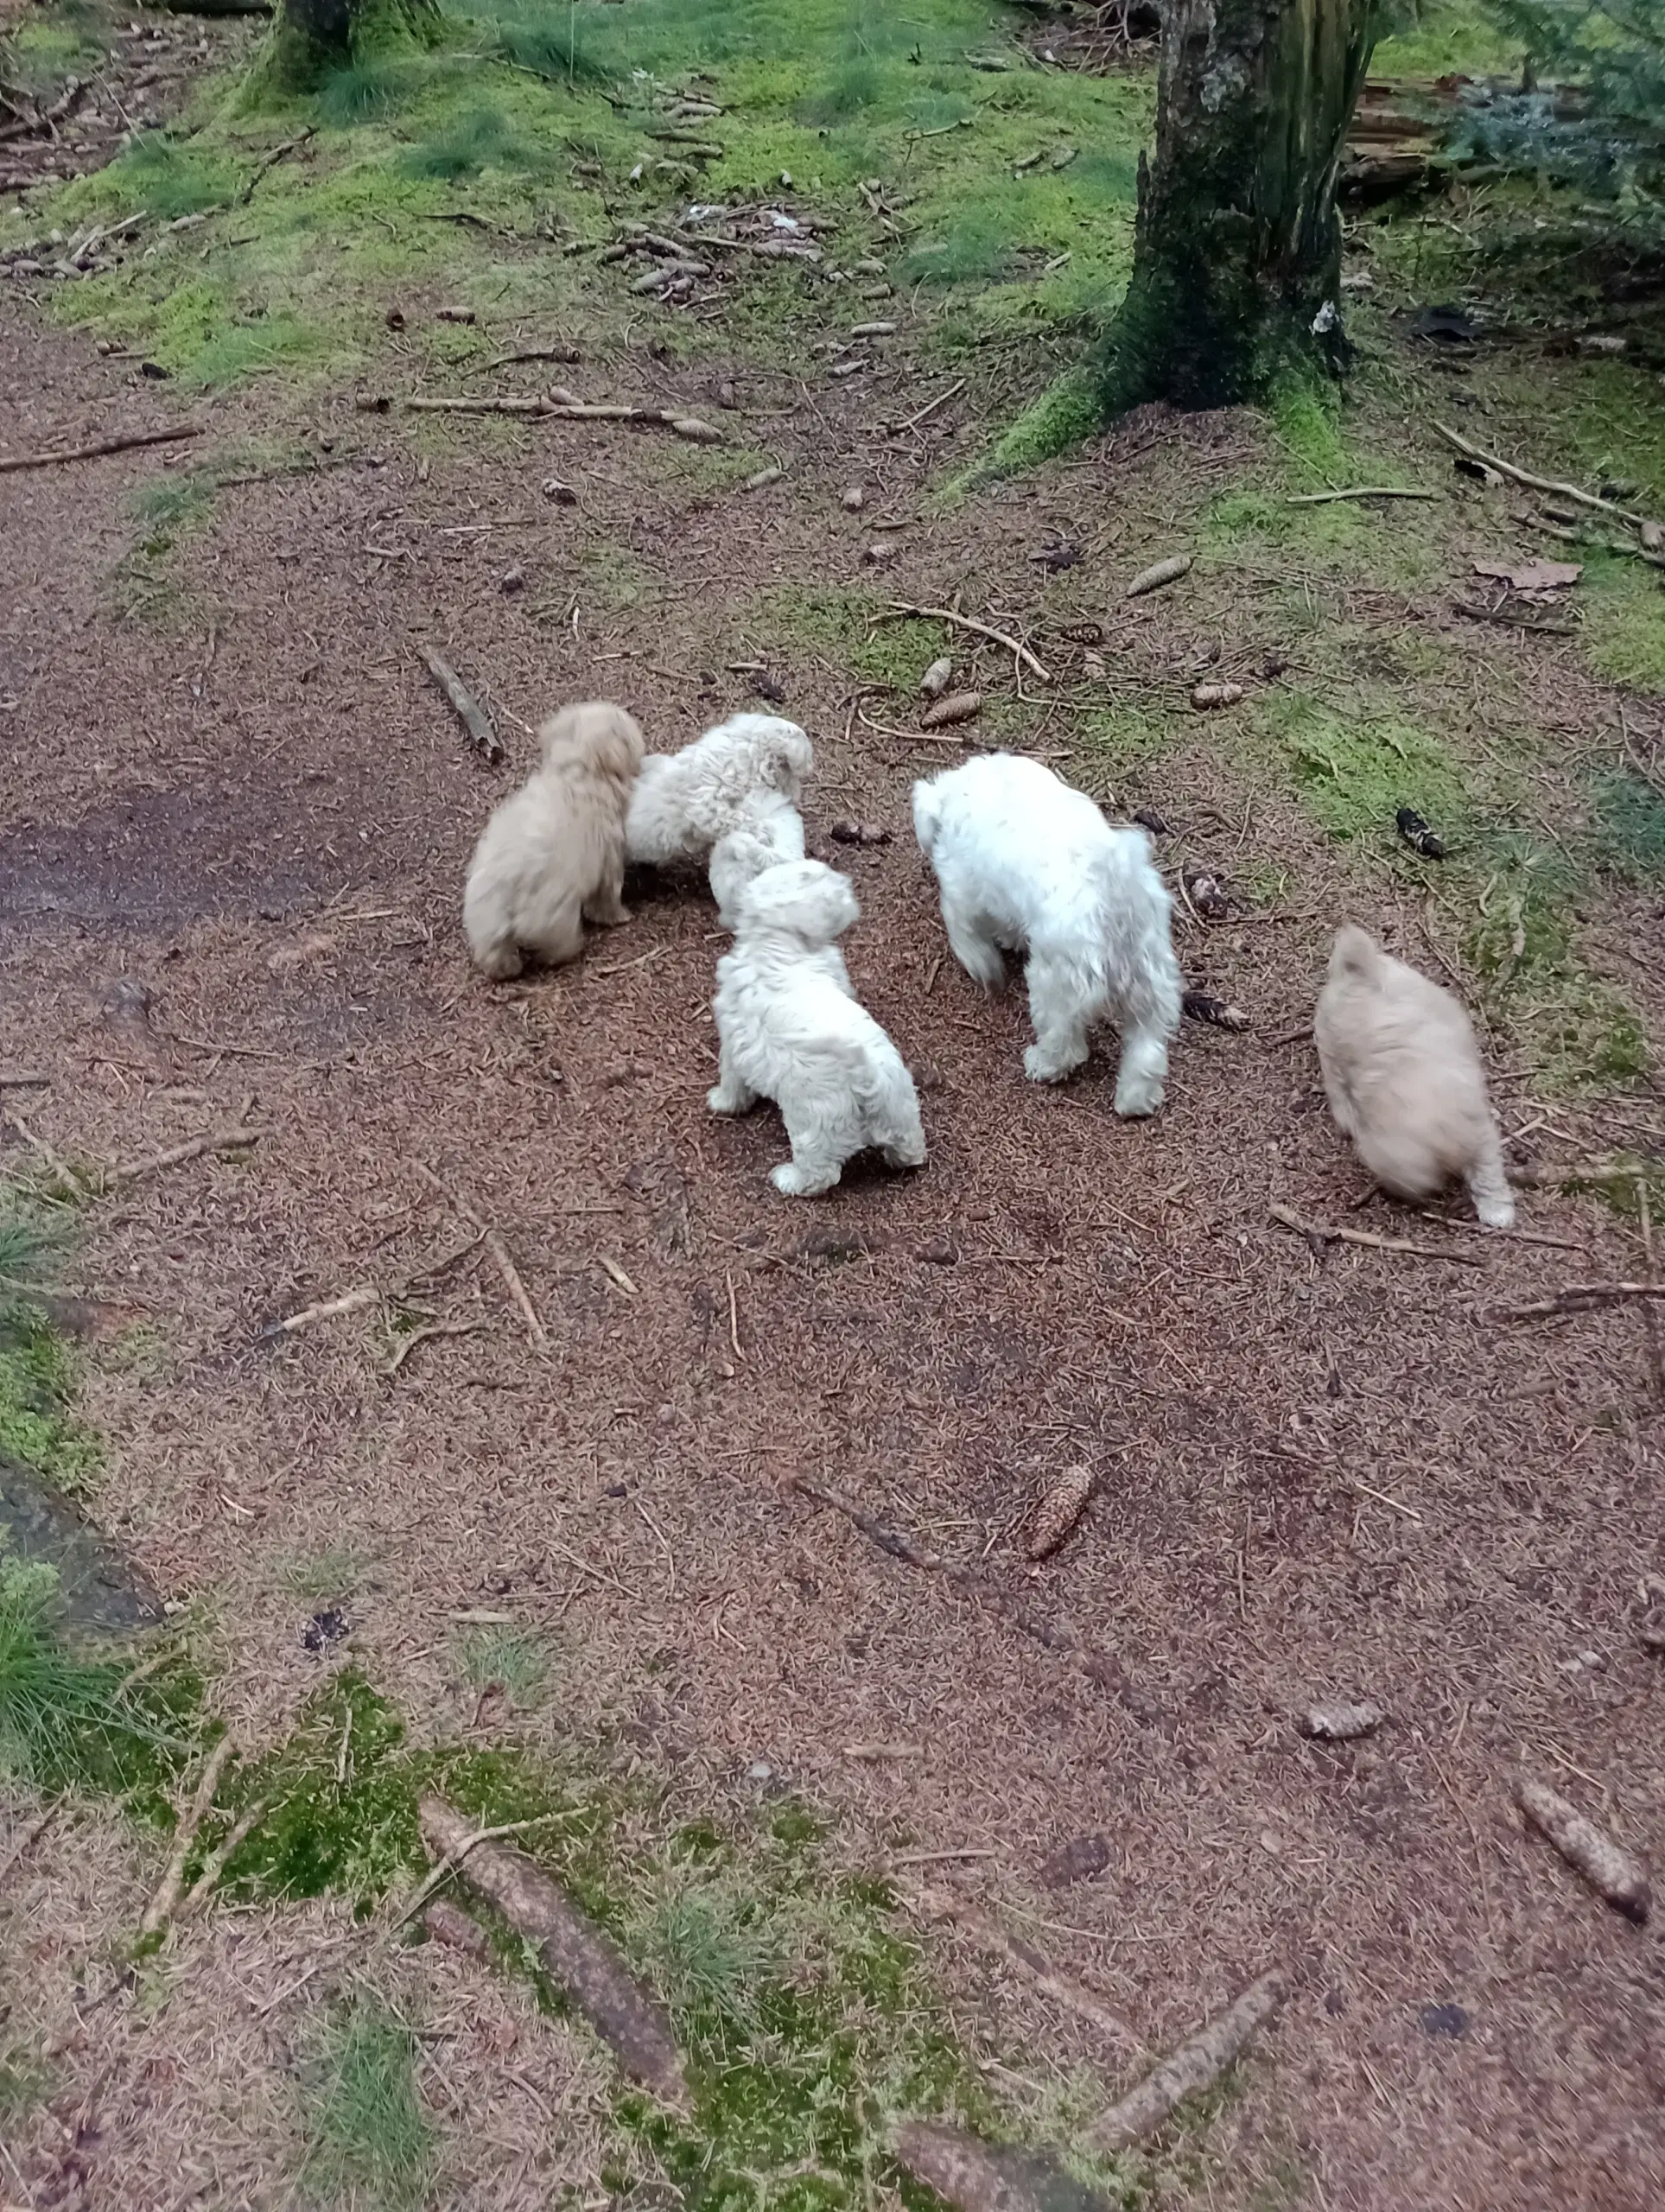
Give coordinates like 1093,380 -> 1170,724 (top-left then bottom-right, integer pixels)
1315,924 -> 1514,1228
463,702 -> 645,978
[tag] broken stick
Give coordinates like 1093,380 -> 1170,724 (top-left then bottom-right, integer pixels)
1434,421 -> 1653,533
0,423 -> 203,475
140,1738 -> 234,1936
907,1885 -> 1144,2053
419,1796 -> 690,2110
872,602 -> 1052,684
1494,1281 -> 1665,1320
1269,1200 -> 1485,1268
413,1162 -> 547,1349
175,1799 -> 267,1921
1084,1970 -> 1286,2150
111,1122 -> 272,1182
419,646 -> 503,766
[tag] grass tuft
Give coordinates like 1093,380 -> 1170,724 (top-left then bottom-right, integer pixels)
0,1560 -> 186,1797
303,1996 -> 435,2210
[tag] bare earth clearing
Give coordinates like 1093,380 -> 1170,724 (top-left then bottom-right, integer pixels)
3,13 -> 1665,2209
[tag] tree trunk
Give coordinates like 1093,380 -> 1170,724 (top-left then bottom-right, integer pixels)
281,0 -> 353,62
274,0 -> 442,76
1104,0 -> 1377,410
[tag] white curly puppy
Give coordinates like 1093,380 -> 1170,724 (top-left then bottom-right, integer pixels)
708,789 -> 807,928
912,753 -> 1182,1116
626,711 -> 813,868
709,859 -> 926,1198
463,701 -> 645,979
1315,924 -> 1515,1228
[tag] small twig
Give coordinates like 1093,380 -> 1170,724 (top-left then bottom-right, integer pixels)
889,1847 -> 1001,1866
412,1163 -> 547,1349
0,1803 -> 60,1885
726,1269 -> 742,1359
1269,1200 -> 1486,1267
892,378 -> 967,434
140,1738 -> 234,1936
175,1800 -> 267,1921
1453,599 -> 1576,637
419,645 -> 503,766
1433,421 -> 1651,532
1636,1173 -> 1663,1402
482,342 -> 581,371
0,423 -> 202,475
1497,1281 -> 1665,1321
873,601 -> 1052,683
111,1123 -> 271,1183
3,1108 -> 89,1197
906,1885 -> 1145,2051
384,1319 -> 484,1376
389,1810 -> 577,1935
239,126 -> 313,205
1286,485 -> 1433,505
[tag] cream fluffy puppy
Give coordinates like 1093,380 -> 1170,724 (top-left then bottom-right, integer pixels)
709,859 -> 925,1198
462,701 -> 645,978
1315,924 -> 1514,1228
708,789 -> 807,928
626,711 -> 812,868
912,753 -> 1182,1116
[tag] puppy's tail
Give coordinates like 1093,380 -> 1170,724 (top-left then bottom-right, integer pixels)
912,779 -> 943,856
1330,923 -> 1382,983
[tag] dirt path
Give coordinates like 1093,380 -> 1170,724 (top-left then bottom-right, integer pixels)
4,37 -> 1665,2202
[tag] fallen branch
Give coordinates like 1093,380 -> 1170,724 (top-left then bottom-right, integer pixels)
140,1738 -> 234,1936
482,342 -> 581,371
873,602 -> 1052,684
403,395 -> 721,442
404,394 -> 556,417
1269,1200 -> 1485,1267
175,1799 -> 266,1921
891,377 -> 967,434
419,1796 -> 691,2110
414,1162 -> 547,1350
258,1234 -> 480,1344
0,423 -> 202,475
1084,1970 -> 1286,2150
907,1885 -> 1144,2052
896,2122 -> 1115,2212
384,1318 -> 484,1375
1287,485 -> 1433,505
111,1123 -> 271,1183
419,645 -> 503,766
239,126 -> 312,205
1494,1281 -> 1665,1320
1453,598 -> 1576,637
1434,420 -> 1653,533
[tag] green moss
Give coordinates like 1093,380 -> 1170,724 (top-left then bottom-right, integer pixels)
974,371 -> 1103,481
1268,379 -> 1348,486
0,1316 -> 100,1491
1580,552 -> 1665,696
1372,0 -> 1525,78
1254,689 -> 1472,845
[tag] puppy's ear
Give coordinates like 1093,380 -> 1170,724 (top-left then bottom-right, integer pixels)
1330,924 -> 1381,982
746,861 -> 858,942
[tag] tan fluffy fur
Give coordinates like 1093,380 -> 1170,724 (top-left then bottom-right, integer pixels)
1314,924 -> 1514,1228
463,701 -> 645,979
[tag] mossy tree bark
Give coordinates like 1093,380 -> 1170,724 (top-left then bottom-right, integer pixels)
1103,0 -> 1378,410
277,0 -> 441,69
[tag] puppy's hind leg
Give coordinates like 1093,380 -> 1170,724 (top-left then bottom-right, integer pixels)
772,1097 -> 848,1198
940,893 -> 1006,992
706,1037 -> 759,1118
1022,953 -> 1090,1084
1466,1131 -> 1516,1230
1113,1022 -> 1169,1118
878,1091 -> 926,1172
582,847 -> 632,929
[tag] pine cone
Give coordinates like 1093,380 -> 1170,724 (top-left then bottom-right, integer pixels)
1026,1465 -> 1095,1560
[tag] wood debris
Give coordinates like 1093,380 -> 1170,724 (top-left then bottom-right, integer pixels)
1190,681 -> 1244,709
1302,1698 -> 1383,1741
419,1796 -> 691,2109
905,1889 -> 1143,2051
0,422 -> 202,474
1084,1969 -> 1286,2150
1181,992 -> 1249,1032
875,602 -> 1052,683
1510,1772 -> 1649,1922
1495,1280 -> 1665,1320
1271,1200 -> 1486,1267
895,2120 -> 1118,2212
140,1738 -> 234,1937
111,1122 -> 271,1183
419,646 -> 503,766
1025,1465 -> 1095,1560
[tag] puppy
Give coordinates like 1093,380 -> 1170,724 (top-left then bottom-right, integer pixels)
913,753 -> 1181,1116
626,711 -> 813,868
1315,924 -> 1514,1227
709,789 -> 807,928
709,859 -> 925,1198
463,701 -> 645,979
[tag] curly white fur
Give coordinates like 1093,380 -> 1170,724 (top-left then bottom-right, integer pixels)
1315,924 -> 1514,1228
709,790 -> 807,928
626,712 -> 814,868
709,859 -> 926,1198
463,701 -> 645,979
912,753 -> 1182,1116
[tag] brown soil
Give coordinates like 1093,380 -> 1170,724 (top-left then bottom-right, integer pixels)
3,178 -> 1665,2212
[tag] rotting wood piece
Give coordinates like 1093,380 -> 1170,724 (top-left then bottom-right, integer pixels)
419,645 -> 503,766
418,1796 -> 690,2110
0,423 -> 202,474
896,2121 -> 1119,2212
1510,1773 -> 1651,1922
1084,1970 -> 1287,2150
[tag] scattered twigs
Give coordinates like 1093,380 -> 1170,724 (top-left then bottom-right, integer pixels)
140,1738 -> 234,1936
1083,1970 -> 1287,2150
384,1319 -> 484,1376
2,1108 -> 90,1198
414,1162 -> 547,1350
792,1476 -> 942,1569
262,1282 -> 381,1338
175,1799 -> 267,1921
1287,485 -> 1432,505
906,1885 -> 1145,2052
0,423 -> 202,475
896,2121 -> 1103,2212
1494,1281 -> 1665,1320
892,378 -> 967,433
419,646 -> 503,766
404,395 -> 720,442
872,602 -> 1052,684
481,342 -> 581,371
239,125 -> 313,204
0,1803 -> 60,1885
1433,420 -> 1654,533
418,1796 -> 691,2110
1269,1200 -> 1485,1267
1453,599 -> 1576,637
1510,1772 -> 1650,1922
111,1122 -> 271,1183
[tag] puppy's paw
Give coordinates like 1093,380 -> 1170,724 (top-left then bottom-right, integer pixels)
1113,1079 -> 1164,1118
771,1160 -> 835,1198
1475,1192 -> 1516,1230
707,1085 -> 747,1116
1023,1045 -> 1076,1084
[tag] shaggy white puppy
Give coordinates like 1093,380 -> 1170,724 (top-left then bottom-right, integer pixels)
463,701 -> 645,978
912,753 -> 1182,1116
709,859 -> 926,1198
1315,924 -> 1515,1228
626,711 -> 813,868
708,789 -> 807,928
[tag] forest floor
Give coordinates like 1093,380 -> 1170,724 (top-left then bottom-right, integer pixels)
2,3 -> 1664,2209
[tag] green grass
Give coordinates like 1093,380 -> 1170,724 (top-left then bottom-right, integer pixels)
0,1189 -> 100,1490
1592,769 -> 1665,882
275,1541 -> 369,1608
456,1624 -> 549,1708
302,1995 -> 436,2210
